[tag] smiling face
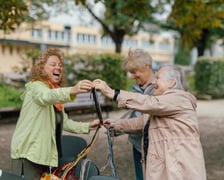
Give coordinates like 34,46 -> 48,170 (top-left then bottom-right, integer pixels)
130,65 -> 153,87
43,55 -> 63,85
122,49 -> 154,88
152,67 -> 176,96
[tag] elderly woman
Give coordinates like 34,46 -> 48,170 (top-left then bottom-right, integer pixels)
11,48 -> 100,179
94,65 -> 206,180
121,49 -> 155,180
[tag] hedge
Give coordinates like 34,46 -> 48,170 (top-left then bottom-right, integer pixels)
64,53 -> 127,103
194,57 -> 224,98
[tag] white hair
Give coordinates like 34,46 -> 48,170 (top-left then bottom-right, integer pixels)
159,64 -> 184,90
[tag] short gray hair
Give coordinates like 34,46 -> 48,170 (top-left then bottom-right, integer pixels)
122,49 -> 153,72
159,64 -> 184,90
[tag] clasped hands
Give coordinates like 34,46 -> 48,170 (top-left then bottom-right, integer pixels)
74,79 -> 115,131
71,79 -> 112,95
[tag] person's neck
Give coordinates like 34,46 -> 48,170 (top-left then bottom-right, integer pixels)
141,70 -> 154,88
48,80 -> 60,88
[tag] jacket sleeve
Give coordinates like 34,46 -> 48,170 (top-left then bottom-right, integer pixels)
29,81 -> 90,134
116,90 -> 192,116
62,110 -> 90,134
113,114 -> 147,133
30,81 -> 73,106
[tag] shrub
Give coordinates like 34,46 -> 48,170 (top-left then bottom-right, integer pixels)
0,83 -> 22,107
174,46 -> 191,65
194,57 -> 224,98
64,53 -> 127,105
65,53 -> 127,90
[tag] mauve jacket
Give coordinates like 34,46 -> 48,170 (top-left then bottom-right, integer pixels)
112,89 -> 206,180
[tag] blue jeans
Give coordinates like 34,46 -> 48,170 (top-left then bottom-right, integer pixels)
133,146 -> 143,180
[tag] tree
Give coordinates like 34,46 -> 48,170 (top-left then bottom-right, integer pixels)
75,0 -> 162,53
1,0 -> 169,54
0,0 -> 30,32
0,0 -> 64,33
167,0 -> 224,56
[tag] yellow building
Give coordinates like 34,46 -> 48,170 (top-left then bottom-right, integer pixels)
0,21 -> 174,75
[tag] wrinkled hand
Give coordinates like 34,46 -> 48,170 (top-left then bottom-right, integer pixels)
93,79 -> 114,99
70,80 -> 94,95
103,119 -> 117,137
89,119 -> 101,130
103,119 -> 115,128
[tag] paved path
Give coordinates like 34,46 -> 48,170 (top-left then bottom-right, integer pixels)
196,99 -> 224,180
197,99 -> 224,118
0,99 -> 224,180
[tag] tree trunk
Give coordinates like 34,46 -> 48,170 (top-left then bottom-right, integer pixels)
115,42 -> 122,53
197,44 -> 205,57
196,29 -> 209,57
112,29 -> 125,54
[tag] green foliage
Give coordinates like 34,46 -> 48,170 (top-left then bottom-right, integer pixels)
0,83 -> 22,107
10,49 -> 41,88
186,75 -> 196,94
75,0 -> 162,52
64,53 -> 127,106
0,0 -> 31,32
174,45 -> 190,65
65,53 -> 127,90
102,0 -> 155,32
0,0 -> 64,33
14,49 -> 40,72
100,54 -> 127,89
194,57 -> 224,98
24,49 -> 41,62
126,77 -> 135,91
167,0 -> 224,56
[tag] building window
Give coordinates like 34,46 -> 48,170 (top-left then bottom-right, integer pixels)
51,31 -> 57,40
48,30 -> 52,39
101,36 -> 114,46
32,28 -> 42,39
55,31 -> 58,40
141,40 -> 155,49
159,39 -> 170,50
123,39 -> 138,48
64,31 -> 70,42
77,33 -> 83,43
77,33 -> 96,44
89,35 -> 96,44
58,31 -> 64,41
48,30 -> 71,42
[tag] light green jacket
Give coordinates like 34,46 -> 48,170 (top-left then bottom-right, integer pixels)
11,81 -> 90,167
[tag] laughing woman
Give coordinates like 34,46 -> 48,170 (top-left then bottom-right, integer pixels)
11,48 -> 100,180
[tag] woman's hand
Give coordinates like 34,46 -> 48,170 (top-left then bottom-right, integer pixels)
103,119 -> 115,129
89,119 -> 101,130
93,79 -> 114,99
70,80 -> 94,95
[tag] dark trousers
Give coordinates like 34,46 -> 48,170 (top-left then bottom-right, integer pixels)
133,146 -> 143,180
12,158 -> 49,180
